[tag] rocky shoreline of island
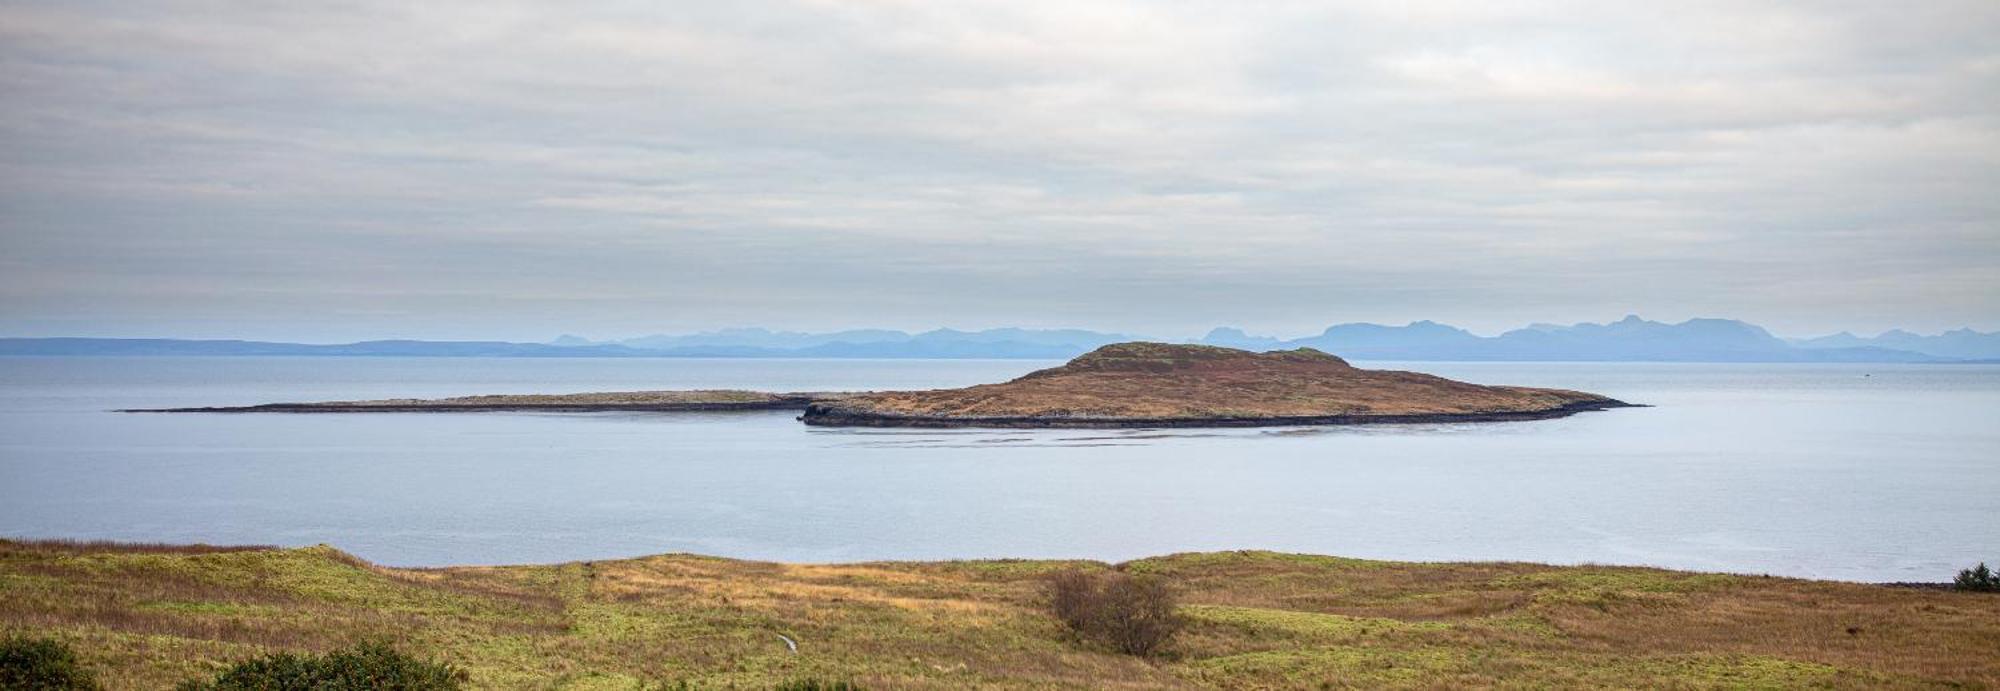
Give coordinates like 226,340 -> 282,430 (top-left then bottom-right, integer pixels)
797,397 -> 1639,428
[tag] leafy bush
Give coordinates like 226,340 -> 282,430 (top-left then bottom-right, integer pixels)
175,641 -> 465,691
1044,569 -> 1184,656
0,636 -> 100,690
773,680 -> 865,691
1956,562 -> 2000,592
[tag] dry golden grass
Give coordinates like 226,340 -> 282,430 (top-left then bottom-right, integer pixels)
3,539 -> 1996,689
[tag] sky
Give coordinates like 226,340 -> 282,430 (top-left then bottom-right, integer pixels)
1,1 -> 1996,342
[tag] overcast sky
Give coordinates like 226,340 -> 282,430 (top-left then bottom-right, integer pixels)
2,1 -> 1995,341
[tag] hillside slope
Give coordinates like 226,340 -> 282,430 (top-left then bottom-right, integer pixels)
3,540 -> 1997,689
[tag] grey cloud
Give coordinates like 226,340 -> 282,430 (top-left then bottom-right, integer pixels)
1,0 -> 1995,341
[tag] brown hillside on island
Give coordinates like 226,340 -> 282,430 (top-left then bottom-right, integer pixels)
802,342 -> 1634,428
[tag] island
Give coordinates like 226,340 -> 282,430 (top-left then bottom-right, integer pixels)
800,341 -> 1634,427
124,342 -> 1635,427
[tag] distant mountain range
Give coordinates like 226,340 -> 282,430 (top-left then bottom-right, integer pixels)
1202,316 -> 1985,362
1788,328 -> 2000,360
0,329 -> 1134,360
0,338 -> 650,358
557,327 -> 1136,357
4,317 -> 1996,362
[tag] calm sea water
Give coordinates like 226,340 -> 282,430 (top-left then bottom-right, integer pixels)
2,356 -> 1995,582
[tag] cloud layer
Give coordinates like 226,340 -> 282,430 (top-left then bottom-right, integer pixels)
2,0 -> 1995,340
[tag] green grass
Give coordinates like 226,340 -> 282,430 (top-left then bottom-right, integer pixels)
3,541 -> 1996,689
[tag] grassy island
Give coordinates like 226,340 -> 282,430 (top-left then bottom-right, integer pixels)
3,539 -> 1995,689
803,342 -> 1633,428
125,343 -> 1633,429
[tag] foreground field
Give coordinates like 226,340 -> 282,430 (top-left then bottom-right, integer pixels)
2,540 -> 1996,689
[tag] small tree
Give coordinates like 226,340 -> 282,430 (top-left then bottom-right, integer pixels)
1047,569 -> 1099,629
1044,569 -> 1184,657
1956,562 -> 2000,592
0,636 -> 100,690
1092,573 -> 1183,657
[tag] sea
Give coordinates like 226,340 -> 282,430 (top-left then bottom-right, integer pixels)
2,356 -> 1995,582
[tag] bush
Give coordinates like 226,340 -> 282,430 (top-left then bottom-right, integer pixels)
175,641 -> 465,691
1044,569 -> 1184,657
0,636 -> 100,690
773,680 -> 865,691
1956,562 -> 2000,592
1046,569 -> 1099,629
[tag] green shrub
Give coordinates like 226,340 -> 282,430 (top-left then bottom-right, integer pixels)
773,680 -> 865,691
175,641 -> 465,690
1045,569 -> 1184,657
1956,562 -> 2000,592
0,636 -> 100,690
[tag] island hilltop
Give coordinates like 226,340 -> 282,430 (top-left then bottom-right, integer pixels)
802,341 -> 1633,428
